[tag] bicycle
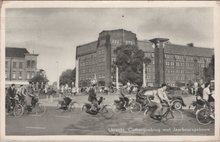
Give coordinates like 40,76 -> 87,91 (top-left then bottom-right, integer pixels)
144,101 -> 183,126
82,97 -> 114,119
7,97 -> 24,117
111,97 -> 142,113
56,96 -> 79,112
196,101 -> 215,125
19,96 -> 46,116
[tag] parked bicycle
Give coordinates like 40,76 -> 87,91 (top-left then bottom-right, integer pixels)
82,97 -> 114,119
112,97 -> 142,113
144,101 -> 183,126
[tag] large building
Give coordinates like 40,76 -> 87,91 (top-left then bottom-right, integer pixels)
75,29 -> 214,88
5,47 -> 38,85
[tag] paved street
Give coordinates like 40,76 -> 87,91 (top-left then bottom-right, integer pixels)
6,94 -> 214,136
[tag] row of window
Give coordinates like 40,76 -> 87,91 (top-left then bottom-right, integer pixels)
79,53 -> 96,61
164,54 -> 211,62
146,75 -> 155,80
145,53 -> 155,58
146,68 -> 155,73
5,71 -> 35,80
5,60 -> 36,69
165,61 -> 206,67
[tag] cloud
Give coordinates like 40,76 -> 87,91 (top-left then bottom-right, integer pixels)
5,8 -> 214,83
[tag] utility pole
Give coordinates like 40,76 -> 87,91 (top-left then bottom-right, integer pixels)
143,62 -> 146,87
116,66 -> 119,90
56,61 -> 60,98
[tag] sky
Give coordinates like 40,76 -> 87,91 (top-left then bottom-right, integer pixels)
5,8 -> 214,83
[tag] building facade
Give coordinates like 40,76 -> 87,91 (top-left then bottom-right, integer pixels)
5,47 -> 38,85
76,29 -> 214,88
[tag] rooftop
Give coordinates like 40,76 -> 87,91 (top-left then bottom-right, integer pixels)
165,43 -> 214,57
6,47 -> 29,58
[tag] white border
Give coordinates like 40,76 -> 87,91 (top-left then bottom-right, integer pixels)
1,1 -> 220,142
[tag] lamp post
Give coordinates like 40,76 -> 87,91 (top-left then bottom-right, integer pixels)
116,66 -> 119,90
143,62 -> 146,87
56,61 -> 60,98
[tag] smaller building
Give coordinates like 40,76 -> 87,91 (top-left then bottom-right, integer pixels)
5,47 -> 38,85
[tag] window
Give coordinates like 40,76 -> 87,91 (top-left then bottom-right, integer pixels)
31,61 -> 36,68
13,62 -> 16,68
170,62 -> 174,66
27,72 -> 30,79
12,72 -> 16,79
5,71 -> 9,79
166,61 -> 170,66
18,71 -> 22,79
27,60 -> 31,68
19,62 -> 23,69
31,72 -> 35,78
201,64 -> 205,68
176,62 -> 180,66
5,61 -> 8,68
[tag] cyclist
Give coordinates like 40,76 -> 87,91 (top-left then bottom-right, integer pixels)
7,84 -> 16,112
60,93 -> 72,110
88,80 -> 98,112
119,83 -> 129,109
136,87 -> 157,106
203,82 -> 215,107
16,85 -> 26,104
26,82 -> 36,112
151,83 -> 170,120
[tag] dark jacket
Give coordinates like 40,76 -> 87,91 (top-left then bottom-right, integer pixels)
8,87 -> 16,98
88,87 -> 97,102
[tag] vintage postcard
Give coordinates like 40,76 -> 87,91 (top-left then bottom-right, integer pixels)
0,1 -> 220,142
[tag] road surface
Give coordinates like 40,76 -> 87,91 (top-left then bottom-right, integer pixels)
6,106 -> 214,135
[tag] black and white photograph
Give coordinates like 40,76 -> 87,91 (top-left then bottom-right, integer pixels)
1,1 -> 219,142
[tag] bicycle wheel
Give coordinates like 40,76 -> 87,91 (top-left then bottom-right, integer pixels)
196,108 -> 213,125
166,109 -> 183,126
111,103 -> 121,113
144,106 -> 151,117
35,103 -> 46,115
81,104 -> 87,112
100,105 -> 114,119
69,101 -> 79,112
129,102 -> 142,113
13,104 -> 24,117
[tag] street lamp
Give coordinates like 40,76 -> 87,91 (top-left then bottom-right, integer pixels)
56,61 -> 60,90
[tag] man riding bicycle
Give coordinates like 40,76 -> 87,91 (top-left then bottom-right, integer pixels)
119,83 -> 129,109
88,80 -> 98,112
26,82 -> 37,112
7,84 -> 16,113
16,85 -> 26,105
59,93 -> 72,110
151,83 -> 170,120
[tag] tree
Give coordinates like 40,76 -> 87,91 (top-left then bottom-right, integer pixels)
204,55 -> 214,82
114,44 -> 151,86
59,68 -> 76,87
29,69 -> 49,83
